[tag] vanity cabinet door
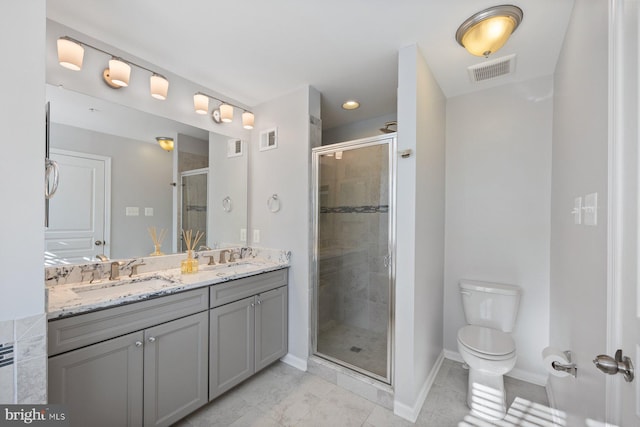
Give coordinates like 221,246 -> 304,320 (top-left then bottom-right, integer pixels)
209,296 -> 255,400
255,286 -> 288,371
48,331 -> 144,427
143,311 -> 209,427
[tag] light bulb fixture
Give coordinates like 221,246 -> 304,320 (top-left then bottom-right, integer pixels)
156,136 -> 174,152
194,93 -> 209,115
220,103 -> 234,123
57,37 -> 84,71
193,92 -> 254,127
455,5 -> 523,58
342,100 -> 360,110
242,111 -> 255,129
108,58 -> 131,87
56,36 -> 169,100
150,74 -> 169,100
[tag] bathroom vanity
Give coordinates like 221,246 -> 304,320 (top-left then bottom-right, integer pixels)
46,250 -> 289,427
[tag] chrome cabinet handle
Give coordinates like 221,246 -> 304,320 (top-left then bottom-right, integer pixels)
251,303 -> 255,307
256,300 -> 262,305
135,341 -> 143,347
148,337 -> 156,343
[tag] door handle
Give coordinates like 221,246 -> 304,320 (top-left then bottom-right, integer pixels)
593,349 -> 634,382
95,240 -> 105,246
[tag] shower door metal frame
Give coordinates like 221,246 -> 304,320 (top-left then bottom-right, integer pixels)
311,134 -> 396,385
179,167 -> 209,252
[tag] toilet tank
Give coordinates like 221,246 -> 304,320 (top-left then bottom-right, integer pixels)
459,280 -> 522,332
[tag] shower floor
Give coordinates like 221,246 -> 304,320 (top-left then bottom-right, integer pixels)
316,323 -> 387,379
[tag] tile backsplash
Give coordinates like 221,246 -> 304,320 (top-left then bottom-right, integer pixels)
0,313 -> 47,404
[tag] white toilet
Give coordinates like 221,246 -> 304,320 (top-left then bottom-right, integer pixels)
457,279 -> 521,420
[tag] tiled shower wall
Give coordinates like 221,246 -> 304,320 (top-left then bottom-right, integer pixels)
317,145 -> 389,334
0,313 -> 47,404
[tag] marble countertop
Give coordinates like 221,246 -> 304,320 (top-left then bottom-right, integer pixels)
47,256 -> 289,320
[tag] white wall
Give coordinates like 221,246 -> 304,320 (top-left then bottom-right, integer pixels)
443,76 -> 553,383
394,44 -> 446,420
249,86 -> 321,366
0,0 -> 45,320
51,123 -> 174,259
209,132 -> 248,246
549,0 -> 609,422
322,112 -> 397,145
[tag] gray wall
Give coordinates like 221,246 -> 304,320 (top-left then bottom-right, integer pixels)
444,76 -> 553,383
51,123 -> 173,259
394,44 -> 446,418
550,0 -> 609,421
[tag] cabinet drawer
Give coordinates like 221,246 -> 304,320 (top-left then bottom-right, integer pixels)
210,269 -> 288,308
48,287 -> 209,356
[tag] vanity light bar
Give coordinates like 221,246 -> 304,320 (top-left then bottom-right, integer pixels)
193,92 -> 255,129
57,36 -> 169,100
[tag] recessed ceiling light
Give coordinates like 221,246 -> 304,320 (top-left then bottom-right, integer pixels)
342,100 -> 360,110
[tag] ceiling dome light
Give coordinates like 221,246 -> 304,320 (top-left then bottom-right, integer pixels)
150,74 -> 169,100
456,5 -> 523,58
108,58 -> 131,87
57,37 -> 84,71
156,137 -> 174,152
242,111 -> 255,129
342,100 -> 360,110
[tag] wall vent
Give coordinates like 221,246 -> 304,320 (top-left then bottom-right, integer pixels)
468,54 -> 516,83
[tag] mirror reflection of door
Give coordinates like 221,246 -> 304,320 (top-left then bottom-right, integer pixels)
180,169 -> 208,252
44,149 -> 111,265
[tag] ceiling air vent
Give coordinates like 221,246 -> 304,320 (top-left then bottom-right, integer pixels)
468,54 -> 516,83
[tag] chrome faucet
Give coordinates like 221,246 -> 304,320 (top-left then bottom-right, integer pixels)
129,262 -> 146,277
110,261 -> 125,280
218,250 -> 231,264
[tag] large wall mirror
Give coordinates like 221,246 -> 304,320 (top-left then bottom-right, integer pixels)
44,84 -> 248,265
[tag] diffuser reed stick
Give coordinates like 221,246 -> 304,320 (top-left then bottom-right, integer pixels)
148,226 -> 167,256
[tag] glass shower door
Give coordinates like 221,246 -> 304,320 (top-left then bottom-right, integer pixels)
180,169 -> 208,252
312,136 -> 395,384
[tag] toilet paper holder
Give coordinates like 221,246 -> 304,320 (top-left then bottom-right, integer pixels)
552,350 -> 577,378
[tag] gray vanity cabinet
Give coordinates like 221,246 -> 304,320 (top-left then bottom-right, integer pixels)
48,331 -> 144,427
209,269 -> 288,400
48,288 -> 209,427
143,311 -> 209,427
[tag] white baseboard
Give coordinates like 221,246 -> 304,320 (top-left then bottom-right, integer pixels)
443,349 -> 548,387
394,350 -> 445,423
281,353 -> 307,372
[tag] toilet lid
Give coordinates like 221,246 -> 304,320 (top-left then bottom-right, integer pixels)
458,325 -> 515,356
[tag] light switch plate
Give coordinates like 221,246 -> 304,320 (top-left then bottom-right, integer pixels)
126,207 -> 139,216
145,207 -> 154,217
584,192 -> 598,226
253,229 -> 260,243
240,228 -> 247,242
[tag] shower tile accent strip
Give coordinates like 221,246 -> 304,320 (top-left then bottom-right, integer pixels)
0,343 -> 14,367
320,205 -> 389,214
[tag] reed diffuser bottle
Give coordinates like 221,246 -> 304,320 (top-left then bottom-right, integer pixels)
181,229 -> 204,274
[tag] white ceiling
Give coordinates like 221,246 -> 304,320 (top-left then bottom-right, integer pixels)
46,0 -> 574,130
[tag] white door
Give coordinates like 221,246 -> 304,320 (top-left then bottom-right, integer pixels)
607,0 -> 639,425
45,149 -> 111,264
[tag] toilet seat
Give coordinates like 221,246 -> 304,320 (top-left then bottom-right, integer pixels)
457,325 -> 515,360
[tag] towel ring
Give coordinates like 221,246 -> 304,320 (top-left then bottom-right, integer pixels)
267,194 -> 281,213
222,196 -> 233,212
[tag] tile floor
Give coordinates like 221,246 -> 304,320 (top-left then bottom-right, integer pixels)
174,358 -> 549,427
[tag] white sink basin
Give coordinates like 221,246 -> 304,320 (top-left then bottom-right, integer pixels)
72,276 -> 175,298
199,261 -> 260,273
